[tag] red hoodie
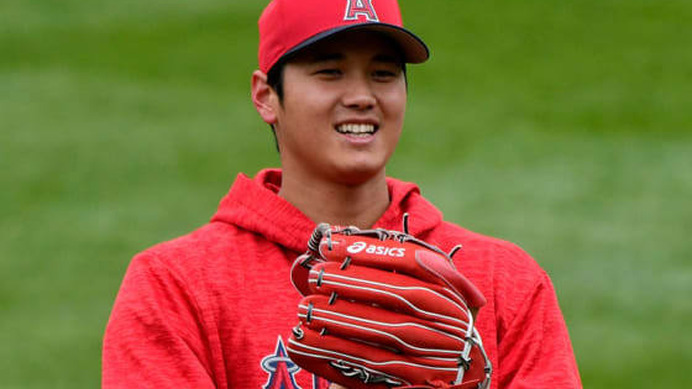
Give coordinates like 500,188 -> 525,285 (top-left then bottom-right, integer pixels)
103,169 -> 581,388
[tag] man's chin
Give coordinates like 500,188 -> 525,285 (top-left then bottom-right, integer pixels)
329,164 -> 386,186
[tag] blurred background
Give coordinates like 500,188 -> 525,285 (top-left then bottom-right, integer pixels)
1,0 -> 690,387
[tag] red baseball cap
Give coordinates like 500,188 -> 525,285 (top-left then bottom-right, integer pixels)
258,0 -> 429,73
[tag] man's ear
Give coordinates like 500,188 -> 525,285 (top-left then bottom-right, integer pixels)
251,70 -> 278,125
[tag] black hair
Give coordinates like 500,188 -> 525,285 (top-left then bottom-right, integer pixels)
265,62 -> 284,152
267,61 -> 286,102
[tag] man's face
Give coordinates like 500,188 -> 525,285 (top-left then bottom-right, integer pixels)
272,30 -> 407,186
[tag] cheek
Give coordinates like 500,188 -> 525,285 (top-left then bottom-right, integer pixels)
384,97 -> 407,140
276,97 -> 332,150
383,88 -> 406,147
283,88 -> 336,125
380,84 -> 407,118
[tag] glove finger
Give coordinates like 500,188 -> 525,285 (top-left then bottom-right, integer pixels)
287,326 -> 462,389
308,262 -> 472,329
319,234 -> 487,308
298,295 -> 468,358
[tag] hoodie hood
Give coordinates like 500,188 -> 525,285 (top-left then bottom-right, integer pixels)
211,169 -> 443,253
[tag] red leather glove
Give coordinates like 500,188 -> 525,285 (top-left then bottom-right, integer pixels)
288,222 -> 492,389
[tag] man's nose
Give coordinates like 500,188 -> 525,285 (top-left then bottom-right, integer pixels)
341,76 -> 376,110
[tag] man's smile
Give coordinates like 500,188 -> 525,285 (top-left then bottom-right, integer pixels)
335,123 -> 378,137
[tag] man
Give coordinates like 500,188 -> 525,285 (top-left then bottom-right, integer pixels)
103,0 -> 582,388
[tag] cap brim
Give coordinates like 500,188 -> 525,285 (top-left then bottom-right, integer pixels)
278,23 -> 429,69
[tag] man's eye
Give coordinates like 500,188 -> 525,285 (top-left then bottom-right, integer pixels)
373,70 -> 398,79
315,69 -> 342,76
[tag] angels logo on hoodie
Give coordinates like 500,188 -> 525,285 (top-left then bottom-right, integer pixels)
261,336 -> 330,389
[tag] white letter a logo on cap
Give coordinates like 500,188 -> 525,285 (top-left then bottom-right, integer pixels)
344,0 -> 379,22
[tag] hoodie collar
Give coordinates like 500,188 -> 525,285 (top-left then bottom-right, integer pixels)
211,169 -> 442,253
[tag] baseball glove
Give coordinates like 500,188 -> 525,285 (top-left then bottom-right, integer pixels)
287,216 -> 492,389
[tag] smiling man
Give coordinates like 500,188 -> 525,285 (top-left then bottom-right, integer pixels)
103,0 -> 582,388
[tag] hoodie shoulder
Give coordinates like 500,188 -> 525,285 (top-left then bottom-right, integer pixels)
134,222 -> 241,271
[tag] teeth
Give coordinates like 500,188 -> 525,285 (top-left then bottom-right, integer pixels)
336,123 -> 376,135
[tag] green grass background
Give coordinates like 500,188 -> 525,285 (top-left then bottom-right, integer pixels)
1,0 -> 690,387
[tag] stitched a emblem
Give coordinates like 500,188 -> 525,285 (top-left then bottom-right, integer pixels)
344,0 -> 379,22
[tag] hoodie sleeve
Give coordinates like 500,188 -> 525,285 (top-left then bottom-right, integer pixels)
496,269 -> 582,388
102,252 -> 219,388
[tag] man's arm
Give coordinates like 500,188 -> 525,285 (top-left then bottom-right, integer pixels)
497,270 -> 581,388
102,253 -> 217,388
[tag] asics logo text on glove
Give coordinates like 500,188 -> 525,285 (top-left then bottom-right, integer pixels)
346,241 -> 406,257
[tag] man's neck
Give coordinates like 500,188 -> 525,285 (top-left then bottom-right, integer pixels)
278,170 -> 390,229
